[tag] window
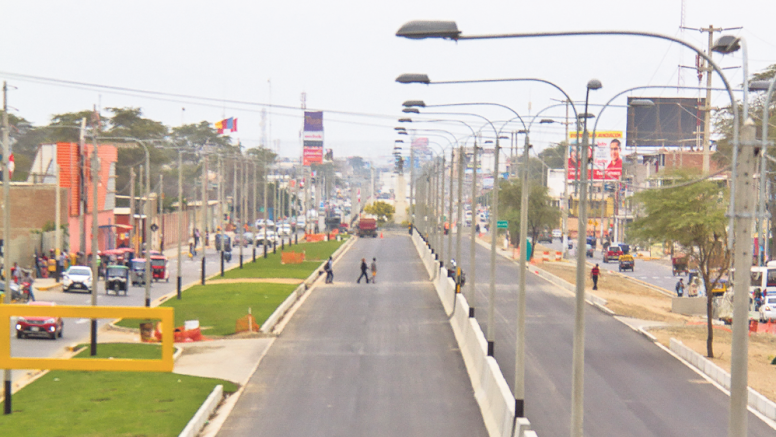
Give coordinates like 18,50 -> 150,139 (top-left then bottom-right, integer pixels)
767,269 -> 776,287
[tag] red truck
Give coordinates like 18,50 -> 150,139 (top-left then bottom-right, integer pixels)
357,215 -> 378,238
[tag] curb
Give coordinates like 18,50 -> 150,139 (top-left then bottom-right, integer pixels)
178,385 -> 223,437
37,283 -> 62,292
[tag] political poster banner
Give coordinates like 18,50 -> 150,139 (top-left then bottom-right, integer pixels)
303,111 -> 324,166
567,131 -> 623,181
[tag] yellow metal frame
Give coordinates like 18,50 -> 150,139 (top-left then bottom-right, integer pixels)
0,305 -> 174,372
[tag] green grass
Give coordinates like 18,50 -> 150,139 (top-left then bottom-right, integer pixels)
222,239 -> 344,280
115,282 -> 297,336
0,343 -> 237,437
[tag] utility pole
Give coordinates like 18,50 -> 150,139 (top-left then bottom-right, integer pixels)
468,140 -> 478,318
201,154 -> 207,284
90,140 -> 99,356
681,24 -> 742,174
3,81 -> 12,414
263,155 -> 269,258
79,118 -> 87,263
129,168 -> 135,253
562,99 -> 570,257
159,174 -> 163,251
177,150 -> 182,299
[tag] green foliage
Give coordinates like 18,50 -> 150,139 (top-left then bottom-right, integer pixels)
498,179 -> 560,259
0,343 -> 236,437
364,201 -> 395,223
538,142 -> 567,169
628,170 -> 730,357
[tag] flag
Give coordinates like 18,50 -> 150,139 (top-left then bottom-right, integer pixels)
215,117 -> 238,134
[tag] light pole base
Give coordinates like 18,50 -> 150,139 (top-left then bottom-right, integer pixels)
469,307 -> 475,318
177,276 -> 182,299
487,341 -> 494,356
515,398 -> 524,418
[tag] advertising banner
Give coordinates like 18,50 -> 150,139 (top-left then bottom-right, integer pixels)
567,131 -> 623,181
303,111 -> 324,166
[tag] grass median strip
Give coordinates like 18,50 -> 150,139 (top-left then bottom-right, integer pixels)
116,282 -> 297,336
0,343 -> 237,437
223,239 -> 344,280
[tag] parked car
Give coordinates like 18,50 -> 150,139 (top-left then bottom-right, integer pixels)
603,245 -> 623,263
62,266 -> 93,293
537,232 -> 553,244
277,224 -> 292,236
254,219 -> 275,229
16,301 -> 64,339
759,296 -> 776,322
552,229 -> 562,240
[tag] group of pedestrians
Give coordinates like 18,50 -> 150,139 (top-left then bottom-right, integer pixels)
322,256 -> 378,285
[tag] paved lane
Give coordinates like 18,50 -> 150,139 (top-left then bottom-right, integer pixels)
219,233 -> 487,437
451,232 -> 774,437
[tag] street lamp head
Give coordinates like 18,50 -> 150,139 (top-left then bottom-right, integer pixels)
518,130 -> 528,134
748,80 -> 772,92
402,100 -> 426,107
539,119 -> 556,124
711,35 -> 741,54
396,74 -> 431,84
402,108 -> 420,114
498,136 -> 510,140
629,99 -> 655,107
587,79 -> 603,90
577,113 -> 596,119
398,131 -> 408,135
395,139 -> 404,143
399,118 -> 413,123
396,21 -> 461,40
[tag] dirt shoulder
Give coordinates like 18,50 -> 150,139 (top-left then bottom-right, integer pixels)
539,259 -> 776,404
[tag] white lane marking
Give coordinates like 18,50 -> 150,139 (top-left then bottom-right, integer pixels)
76,319 -> 89,324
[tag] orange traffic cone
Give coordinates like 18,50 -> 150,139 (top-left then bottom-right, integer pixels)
380,232 -> 383,239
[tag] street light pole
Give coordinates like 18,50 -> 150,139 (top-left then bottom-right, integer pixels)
177,150 -> 182,299
3,81 -> 12,414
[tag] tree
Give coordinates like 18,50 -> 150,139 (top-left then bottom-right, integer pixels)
363,201 -> 395,224
498,179 -> 560,260
628,171 -> 730,358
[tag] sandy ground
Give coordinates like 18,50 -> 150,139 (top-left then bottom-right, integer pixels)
540,260 -> 776,404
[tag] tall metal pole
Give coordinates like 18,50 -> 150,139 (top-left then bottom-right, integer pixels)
439,155 -> 446,268
200,154 -> 208,284
177,150 -> 182,299
515,133 -> 530,418
447,147 -> 455,265
263,154 -> 268,258
144,145 -> 151,306
239,159 -> 244,267
486,138 -> 500,356
571,88 -> 594,437
410,142 -> 415,229
562,100 -> 570,258
90,138 -> 99,356
456,145 -> 464,285
729,118 -> 756,437
3,81 -> 12,414
79,119 -> 86,263
129,168 -> 135,253
468,140 -> 478,318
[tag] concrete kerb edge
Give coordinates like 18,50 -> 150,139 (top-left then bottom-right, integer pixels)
178,384 -> 223,437
669,338 -> 776,423
261,236 -> 356,334
411,231 -> 524,437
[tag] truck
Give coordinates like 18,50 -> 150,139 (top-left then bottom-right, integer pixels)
357,215 -> 378,238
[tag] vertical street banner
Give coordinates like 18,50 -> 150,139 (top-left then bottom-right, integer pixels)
567,131 -> 623,181
303,111 -> 324,166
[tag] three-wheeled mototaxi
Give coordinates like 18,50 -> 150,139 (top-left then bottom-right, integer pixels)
150,255 -> 169,282
105,265 -> 130,295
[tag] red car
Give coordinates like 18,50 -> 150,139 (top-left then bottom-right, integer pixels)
603,245 -> 623,263
16,301 -> 64,339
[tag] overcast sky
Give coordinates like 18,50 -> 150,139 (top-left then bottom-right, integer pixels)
1,0 -> 773,165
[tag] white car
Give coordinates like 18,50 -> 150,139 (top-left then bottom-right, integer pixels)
255,230 -> 281,247
759,296 -> 776,322
552,229 -> 562,240
278,224 -> 292,236
62,266 -> 93,293
254,219 -> 275,229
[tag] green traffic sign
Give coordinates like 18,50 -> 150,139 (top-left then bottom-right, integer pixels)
497,220 -> 508,229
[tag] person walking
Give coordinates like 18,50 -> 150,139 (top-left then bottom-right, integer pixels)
21,269 -> 35,302
324,256 -> 334,284
591,263 -> 600,291
357,258 -> 370,284
675,278 -> 685,297
370,258 -> 377,284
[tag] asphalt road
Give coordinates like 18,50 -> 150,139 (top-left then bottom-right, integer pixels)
450,232 -> 775,437
542,239 -> 682,292
218,233 -> 488,437
7,242 -> 274,383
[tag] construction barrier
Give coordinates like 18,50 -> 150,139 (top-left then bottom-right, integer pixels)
555,251 -> 562,261
236,314 -> 261,333
542,251 -> 550,261
281,251 -> 305,264
305,233 -> 326,242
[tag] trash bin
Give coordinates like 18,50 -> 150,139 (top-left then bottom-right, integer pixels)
140,322 -> 155,342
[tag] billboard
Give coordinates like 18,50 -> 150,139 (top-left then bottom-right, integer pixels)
303,111 -> 324,166
567,131 -> 623,181
626,97 -> 704,148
